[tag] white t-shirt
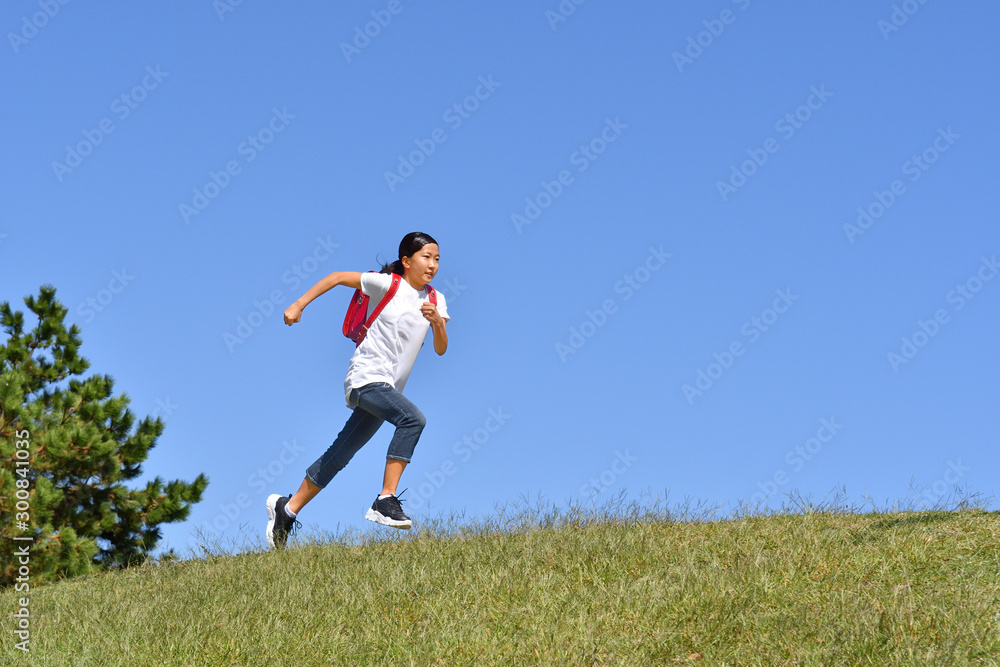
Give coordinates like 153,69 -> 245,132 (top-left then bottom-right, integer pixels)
343,272 -> 450,406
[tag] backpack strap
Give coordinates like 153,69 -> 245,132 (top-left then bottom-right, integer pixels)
362,273 -> 401,337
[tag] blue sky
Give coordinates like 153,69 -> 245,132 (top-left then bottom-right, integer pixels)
2,0 -> 997,555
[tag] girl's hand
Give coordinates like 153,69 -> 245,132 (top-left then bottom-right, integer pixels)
420,301 -> 444,327
284,303 -> 303,326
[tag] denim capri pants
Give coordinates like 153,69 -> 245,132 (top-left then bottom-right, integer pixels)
305,382 -> 426,488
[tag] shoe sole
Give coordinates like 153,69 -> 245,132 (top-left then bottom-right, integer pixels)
265,494 -> 281,549
364,507 -> 411,529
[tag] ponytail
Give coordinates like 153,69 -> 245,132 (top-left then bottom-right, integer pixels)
379,259 -> 405,275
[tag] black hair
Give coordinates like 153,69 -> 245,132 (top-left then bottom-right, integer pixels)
379,231 -> 439,275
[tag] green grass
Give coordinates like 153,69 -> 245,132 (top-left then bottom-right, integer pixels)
3,497 -> 999,665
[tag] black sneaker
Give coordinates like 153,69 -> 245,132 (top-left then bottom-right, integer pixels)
266,493 -> 300,550
364,492 -> 412,529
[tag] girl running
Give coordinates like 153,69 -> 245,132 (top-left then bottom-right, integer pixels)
265,231 -> 450,550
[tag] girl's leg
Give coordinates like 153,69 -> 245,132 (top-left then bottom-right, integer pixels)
294,400 -> 384,512
352,383 -> 426,493
381,459 -> 407,497
287,476 -> 321,515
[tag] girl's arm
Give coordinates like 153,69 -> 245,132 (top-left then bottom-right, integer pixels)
284,271 -> 362,325
421,302 -> 448,355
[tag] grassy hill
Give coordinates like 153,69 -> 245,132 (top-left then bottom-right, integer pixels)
2,501 -> 999,665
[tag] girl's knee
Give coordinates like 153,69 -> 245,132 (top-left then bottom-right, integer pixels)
410,410 -> 427,431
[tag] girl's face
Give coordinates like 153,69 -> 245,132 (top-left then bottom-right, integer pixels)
402,243 -> 440,288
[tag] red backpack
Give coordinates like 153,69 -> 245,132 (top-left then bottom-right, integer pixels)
343,272 -> 437,346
